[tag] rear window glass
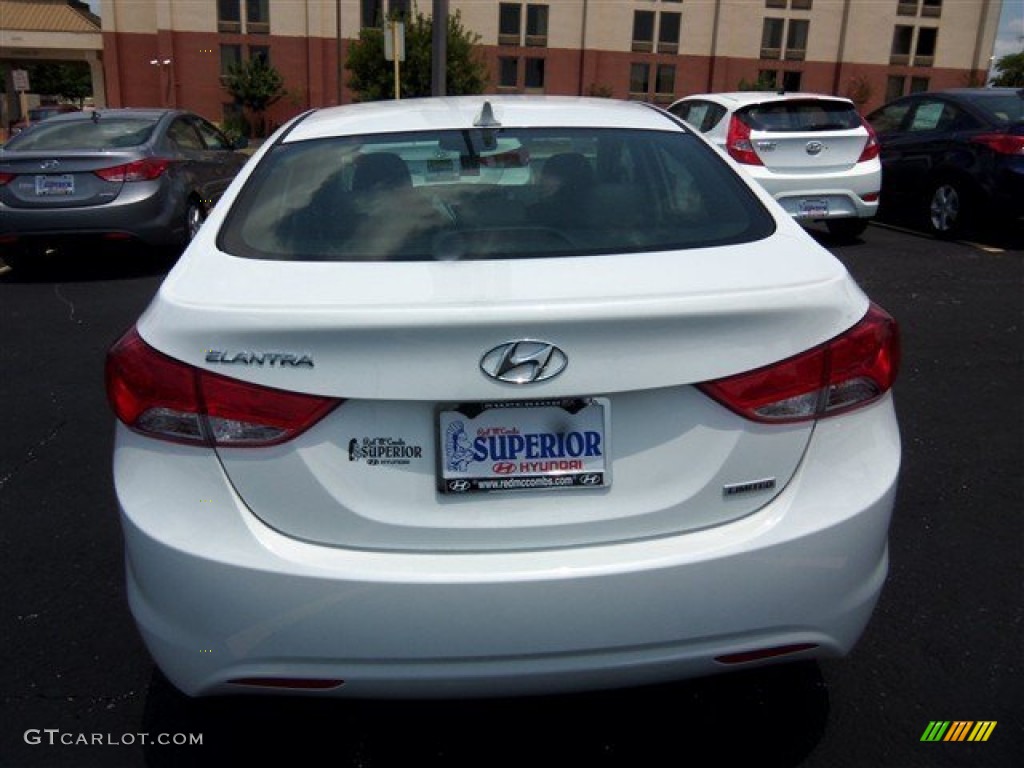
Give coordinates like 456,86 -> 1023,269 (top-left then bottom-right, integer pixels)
5,118 -> 158,150
218,127 -> 774,262
961,92 -> 1024,126
739,100 -> 862,132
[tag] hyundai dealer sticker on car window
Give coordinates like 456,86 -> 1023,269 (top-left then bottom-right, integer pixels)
438,399 -> 609,494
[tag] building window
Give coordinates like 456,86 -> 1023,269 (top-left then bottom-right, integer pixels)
362,1 -> 383,27
791,0 -> 813,10
655,64 -> 676,102
761,18 -> 784,59
218,0 -> 241,33
499,3 -> 522,45
246,0 -> 269,34
526,5 -> 548,46
782,70 -> 802,90
249,45 -> 270,65
658,12 -> 681,54
390,0 -> 410,20
910,76 -> 930,93
786,19 -> 808,60
921,0 -> 942,18
766,0 -> 786,8
629,63 -> 650,98
915,27 -> 937,65
885,75 -> 905,102
498,57 -> 519,89
524,57 -> 545,90
220,44 -> 242,81
632,11 -> 656,53
890,25 -> 913,65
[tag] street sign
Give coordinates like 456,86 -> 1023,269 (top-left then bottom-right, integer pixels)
384,21 -> 405,62
12,69 -> 30,92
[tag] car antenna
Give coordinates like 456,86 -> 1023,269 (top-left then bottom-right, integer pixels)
474,101 -> 501,128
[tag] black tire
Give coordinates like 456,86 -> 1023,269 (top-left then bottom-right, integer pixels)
185,199 -> 206,243
825,218 -> 870,240
924,178 -> 971,238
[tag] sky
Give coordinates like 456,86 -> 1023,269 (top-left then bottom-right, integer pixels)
992,0 -> 1024,63
80,0 -> 1024,68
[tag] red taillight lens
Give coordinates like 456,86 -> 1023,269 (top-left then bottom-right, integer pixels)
105,329 -> 340,446
0,172 -> 15,185
726,115 -> 763,166
858,118 -> 881,163
94,157 -> 171,183
970,132 -> 1024,156
699,303 -> 900,423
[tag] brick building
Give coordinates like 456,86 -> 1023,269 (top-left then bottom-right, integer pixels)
97,0 -> 1003,130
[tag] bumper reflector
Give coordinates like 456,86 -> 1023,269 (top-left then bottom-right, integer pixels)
715,643 -> 818,665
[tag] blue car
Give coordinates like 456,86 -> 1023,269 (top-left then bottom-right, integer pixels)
867,88 -> 1024,237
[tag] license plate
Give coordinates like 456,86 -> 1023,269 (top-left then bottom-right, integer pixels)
35,174 -> 74,196
798,198 -> 828,218
438,398 -> 610,494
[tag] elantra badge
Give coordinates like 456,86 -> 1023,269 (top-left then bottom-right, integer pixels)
480,340 -> 567,384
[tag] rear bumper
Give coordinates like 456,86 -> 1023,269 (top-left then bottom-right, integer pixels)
0,181 -> 185,247
115,396 -> 900,698
749,160 -> 881,220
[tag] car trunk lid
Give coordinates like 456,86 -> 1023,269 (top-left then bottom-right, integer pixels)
0,151 -> 136,208
134,232 -> 868,553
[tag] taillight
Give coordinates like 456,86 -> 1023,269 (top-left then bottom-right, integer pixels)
858,118 -> 881,163
105,328 -> 340,446
970,133 -> 1024,156
0,172 -> 14,185
726,115 -> 763,166
94,157 -> 171,182
699,303 -> 900,423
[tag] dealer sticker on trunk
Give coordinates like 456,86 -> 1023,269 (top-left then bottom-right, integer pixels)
438,398 -> 609,494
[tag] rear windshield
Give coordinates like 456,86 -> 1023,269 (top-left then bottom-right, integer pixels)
218,127 -> 774,262
739,100 -> 862,132
5,118 -> 158,150
961,91 -> 1024,126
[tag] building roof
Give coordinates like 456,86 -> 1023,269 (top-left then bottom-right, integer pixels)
0,0 -> 100,33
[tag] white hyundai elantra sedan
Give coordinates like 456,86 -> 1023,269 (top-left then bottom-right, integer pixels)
106,96 -> 900,698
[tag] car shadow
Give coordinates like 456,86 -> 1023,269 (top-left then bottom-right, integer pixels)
140,662 -> 829,767
0,242 -> 175,284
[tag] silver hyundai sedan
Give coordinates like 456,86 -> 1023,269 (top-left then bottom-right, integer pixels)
0,108 -> 248,272
106,96 -> 900,698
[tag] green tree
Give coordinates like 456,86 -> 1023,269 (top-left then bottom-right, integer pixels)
346,7 -> 487,101
737,73 -> 779,92
26,62 -> 93,105
990,51 -> 1024,87
223,56 -> 285,137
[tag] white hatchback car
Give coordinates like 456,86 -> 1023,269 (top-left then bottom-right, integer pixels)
106,96 -> 900,698
668,92 -> 881,239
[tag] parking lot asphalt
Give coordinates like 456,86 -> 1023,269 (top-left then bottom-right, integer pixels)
0,223 -> 1021,767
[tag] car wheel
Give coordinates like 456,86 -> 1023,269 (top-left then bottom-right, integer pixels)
185,199 -> 206,242
926,179 -> 970,238
825,218 -> 869,241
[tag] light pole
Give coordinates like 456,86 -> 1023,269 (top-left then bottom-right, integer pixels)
149,58 -> 172,107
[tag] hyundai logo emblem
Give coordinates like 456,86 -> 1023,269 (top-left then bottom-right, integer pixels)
805,141 -> 825,156
39,159 -> 61,170
480,340 -> 568,384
